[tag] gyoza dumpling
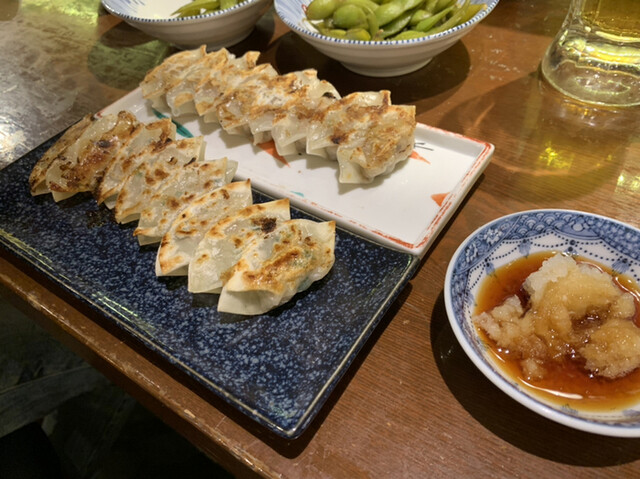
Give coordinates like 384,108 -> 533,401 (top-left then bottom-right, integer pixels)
305,91 -> 385,160
306,91 -> 416,183
133,157 -> 238,245
45,111 -> 139,201
217,219 -> 336,315
156,180 -> 253,277
270,80 -> 340,157
140,45 -> 208,109
188,198 -> 291,294
335,102 -> 415,183
29,113 -> 94,196
114,136 -> 205,223
165,49 -> 233,118
192,51 -> 261,123
217,69 -> 319,144
96,118 -> 176,206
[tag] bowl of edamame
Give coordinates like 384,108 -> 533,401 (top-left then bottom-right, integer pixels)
102,0 -> 272,49
275,0 -> 499,76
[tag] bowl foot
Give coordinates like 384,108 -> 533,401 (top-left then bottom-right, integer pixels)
340,58 -> 432,77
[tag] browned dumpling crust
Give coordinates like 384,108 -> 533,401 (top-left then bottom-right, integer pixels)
45,111 -> 139,201
29,113 -> 95,196
142,46 -> 416,184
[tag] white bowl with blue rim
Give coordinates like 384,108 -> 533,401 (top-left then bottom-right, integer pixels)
274,0 -> 499,77
444,209 -> 640,437
101,0 -> 272,50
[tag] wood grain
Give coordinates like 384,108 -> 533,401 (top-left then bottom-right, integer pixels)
2,0 -> 640,477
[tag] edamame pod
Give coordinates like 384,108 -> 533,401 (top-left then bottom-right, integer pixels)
424,0 -> 438,13
401,0 -> 424,11
172,0 -> 220,17
381,10 -> 413,37
346,27 -> 372,40
391,29 -> 428,40
342,0 -> 380,11
305,0 -> 489,43
318,26 -> 348,37
220,0 -> 237,9
459,3 -> 484,23
429,0 -> 470,34
434,0 -> 455,11
364,8 -> 381,38
306,0 -> 339,20
415,4 -> 452,31
375,1 -> 405,27
409,9 -> 431,26
333,4 -> 368,29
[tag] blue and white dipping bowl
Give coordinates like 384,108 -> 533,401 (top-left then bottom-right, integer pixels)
444,209 -> 640,437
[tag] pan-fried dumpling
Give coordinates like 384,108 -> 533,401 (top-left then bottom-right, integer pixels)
335,102 -> 415,183
193,51 -> 261,123
188,198 -> 291,294
96,118 -> 176,206
140,45 -> 208,109
270,81 -> 340,157
306,91 -> 416,183
217,219 -> 336,315
29,113 -> 94,196
45,111 -> 139,201
133,157 -> 238,245
156,180 -> 253,277
305,91 -> 386,160
114,136 -> 205,224
165,49 -> 233,118
217,68 -> 319,144
38,113 -> 119,199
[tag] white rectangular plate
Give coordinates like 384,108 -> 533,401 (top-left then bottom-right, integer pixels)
102,89 -> 494,256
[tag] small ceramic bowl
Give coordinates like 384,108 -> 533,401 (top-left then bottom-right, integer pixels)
101,0 -> 272,49
444,209 -> 640,437
274,0 -> 499,77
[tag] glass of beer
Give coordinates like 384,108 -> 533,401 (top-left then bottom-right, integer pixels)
541,0 -> 640,107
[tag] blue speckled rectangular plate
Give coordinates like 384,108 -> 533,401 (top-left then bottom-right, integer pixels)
0,135 -> 420,438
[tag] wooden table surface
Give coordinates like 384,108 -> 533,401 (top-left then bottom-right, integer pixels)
2,0 -> 640,477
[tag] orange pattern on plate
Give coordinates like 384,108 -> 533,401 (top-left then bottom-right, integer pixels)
431,193 -> 448,206
259,140 -> 289,166
411,150 -> 430,164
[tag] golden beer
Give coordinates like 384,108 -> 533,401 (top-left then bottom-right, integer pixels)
541,0 -> 640,107
580,0 -> 640,37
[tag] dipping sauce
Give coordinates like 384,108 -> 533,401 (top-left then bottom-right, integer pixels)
474,251 -> 640,411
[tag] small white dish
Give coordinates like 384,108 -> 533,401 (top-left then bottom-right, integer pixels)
444,209 -> 640,437
101,0 -> 272,49
274,0 -> 499,77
